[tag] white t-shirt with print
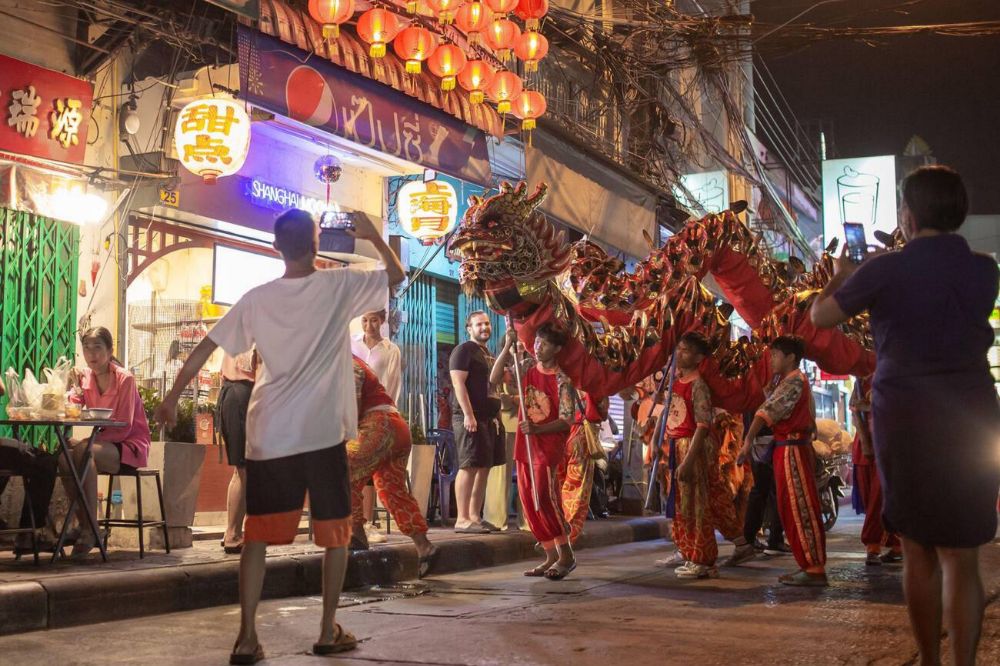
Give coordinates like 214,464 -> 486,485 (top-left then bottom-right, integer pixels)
209,267 -> 388,461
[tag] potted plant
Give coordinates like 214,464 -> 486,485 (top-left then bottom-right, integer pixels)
123,386 -> 207,548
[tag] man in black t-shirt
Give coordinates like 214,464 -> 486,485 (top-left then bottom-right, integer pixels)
448,311 -> 503,533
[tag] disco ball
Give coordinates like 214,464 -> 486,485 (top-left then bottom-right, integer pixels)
314,154 -> 343,183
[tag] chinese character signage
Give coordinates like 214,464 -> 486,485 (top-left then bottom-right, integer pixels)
0,54 -> 93,163
238,27 -> 492,186
398,179 -> 458,244
174,98 -> 251,183
822,155 -> 897,249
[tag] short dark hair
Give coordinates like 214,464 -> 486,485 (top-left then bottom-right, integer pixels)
679,331 -> 710,357
770,335 -> 805,364
465,310 -> 489,328
81,326 -> 114,351
274,209 -> 317,260
536,322 -> 569,348
900,165 -> 968,232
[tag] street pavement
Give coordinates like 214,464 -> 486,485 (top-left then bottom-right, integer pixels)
0,514 -> 997,665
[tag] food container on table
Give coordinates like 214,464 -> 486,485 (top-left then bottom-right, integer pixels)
5,404 -> 32,420
64,403 -> 83,419
39,391 -> 65,418
84,407 -> 113,420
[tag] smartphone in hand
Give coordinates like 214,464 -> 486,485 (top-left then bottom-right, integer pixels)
319,210 -> 357,253
843,222 -> 868,264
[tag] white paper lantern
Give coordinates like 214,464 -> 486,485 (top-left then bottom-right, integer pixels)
174,98 -> 251,184
397,179 -> 459,245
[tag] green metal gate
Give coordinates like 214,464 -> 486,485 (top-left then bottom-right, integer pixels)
397,274 -> 437,428
0,208 -> 80,444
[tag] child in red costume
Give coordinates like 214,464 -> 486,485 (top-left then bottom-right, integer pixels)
740,335 -> 828,587
559,393 -> 607,544
492,324 -> 576,580
851,376 -> 902,565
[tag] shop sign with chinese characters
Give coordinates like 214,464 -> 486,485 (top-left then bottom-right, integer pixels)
0,54 -> 93,163
397,179 -> 458,245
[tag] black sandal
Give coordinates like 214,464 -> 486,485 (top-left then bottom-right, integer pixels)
544,561 -> 577,581
229,642 -> 264,665
418,546 -> 439,579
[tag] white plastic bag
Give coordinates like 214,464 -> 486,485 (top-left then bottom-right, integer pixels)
22,368 -> 43,410
4,368 -> 26,406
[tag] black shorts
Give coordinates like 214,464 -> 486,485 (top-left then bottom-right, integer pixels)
244,443 -> 351,547
454,412 -> 504,469
217,379 -> 253,467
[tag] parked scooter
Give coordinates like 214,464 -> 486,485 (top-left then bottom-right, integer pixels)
815,453 -> 848,531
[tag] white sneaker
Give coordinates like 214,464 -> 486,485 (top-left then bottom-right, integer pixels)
364,522 -> 387,544
676,563 -> 719,579
654,551 -> 686,568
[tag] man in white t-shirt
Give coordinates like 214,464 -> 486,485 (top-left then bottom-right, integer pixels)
156,208 -> 403,661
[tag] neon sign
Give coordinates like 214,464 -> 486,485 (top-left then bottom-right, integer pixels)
244,178 -> 338,217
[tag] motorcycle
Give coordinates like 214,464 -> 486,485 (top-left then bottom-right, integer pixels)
815,453 -> 848,531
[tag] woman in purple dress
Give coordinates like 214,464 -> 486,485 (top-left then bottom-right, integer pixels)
812,166 -> 999,666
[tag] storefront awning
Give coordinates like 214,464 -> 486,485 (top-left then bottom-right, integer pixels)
526,131 -> 658,260
254,0 -> 503,139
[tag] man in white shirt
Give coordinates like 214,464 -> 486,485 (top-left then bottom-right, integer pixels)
351,310 -> 402,545
156,208 -> 403,661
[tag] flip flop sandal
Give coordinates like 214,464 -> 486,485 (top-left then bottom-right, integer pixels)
778,570 -> 829,587
454,525 -> 490,534
313,624 -> 358,655
223,543 -> 244,555
523,564 -> 551,577
544,561 -> 577,581
229,642 -> 264,665
418,547 -> 440,579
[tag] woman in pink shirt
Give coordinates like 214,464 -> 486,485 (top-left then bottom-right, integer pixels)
60,326 -> 151,557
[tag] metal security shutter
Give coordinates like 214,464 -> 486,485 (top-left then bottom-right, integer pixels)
397,274 -> 437,427
0,208 -> 80,447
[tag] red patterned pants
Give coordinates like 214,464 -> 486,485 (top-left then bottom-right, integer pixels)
347,410 -> 428,536
855,460 -> 900,553
558,423 -> 596,544
518,461 -> 569,549
774,443 -> 826,574
670,436 -> 740,566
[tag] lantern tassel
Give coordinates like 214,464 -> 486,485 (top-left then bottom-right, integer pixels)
441,77 -> 457,91
525,61 -> 538,73
470,91 -> 485,104
407,60 -> 422,74
522,119 -> 536,131
526,18 -> 539,31
407,1 -> 418,12
322,24 -> 340,39
498,100 -> 511,114
370,43 -> 387,58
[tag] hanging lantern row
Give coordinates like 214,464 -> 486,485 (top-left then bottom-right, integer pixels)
307,0 -> 549,132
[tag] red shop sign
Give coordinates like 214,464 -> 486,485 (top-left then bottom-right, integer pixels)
0,54 -> 94,164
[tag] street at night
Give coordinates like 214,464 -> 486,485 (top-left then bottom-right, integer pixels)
0,515 -> 998,665
2,1 -> 999,664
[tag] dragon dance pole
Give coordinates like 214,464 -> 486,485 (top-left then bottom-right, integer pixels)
645,353 -> 678,511
506,315 -> 540,512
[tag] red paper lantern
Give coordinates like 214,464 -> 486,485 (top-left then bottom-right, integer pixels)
485,18 -> 520,62
487,70 -> 523,114
485,0 -> 518,18
514,30 -> 548,72
357,9 -> 403,58
426,0 -> 466,24
428,44 -> 468,90
515,0 -> 548,31
455,2 -> 493,45
457,59 -> 496,103
513,90 -> 546,141
394,26 -> 438,74
308,0 -> 355,39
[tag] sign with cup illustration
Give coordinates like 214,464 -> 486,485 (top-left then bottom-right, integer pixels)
822,155 -> 897,250
673,170 -> 729,215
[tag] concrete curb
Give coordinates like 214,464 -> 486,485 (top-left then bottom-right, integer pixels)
0,516 -> 668,636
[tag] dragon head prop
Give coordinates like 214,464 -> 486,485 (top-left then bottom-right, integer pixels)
447,181 -> 571,298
